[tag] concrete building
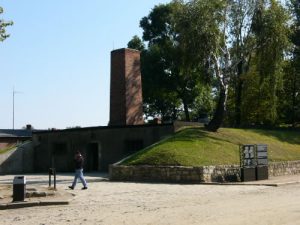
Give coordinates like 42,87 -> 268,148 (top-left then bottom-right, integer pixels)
0,49 -> 202,174
0,125 -> 35,174
0,128 -> 32,150
33,124 -> 174,172
30,48 -> 174,172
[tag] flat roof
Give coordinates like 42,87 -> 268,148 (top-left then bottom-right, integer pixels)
0,129 -> 33,138
33,123 -> 174,135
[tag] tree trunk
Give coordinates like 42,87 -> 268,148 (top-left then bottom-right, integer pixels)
205,86 -> 226,132
292,71 -> 297,127
235,80 -> 242,126
235,61 -> 243,127
172,106 -> 178,121
183,101 -> 190,121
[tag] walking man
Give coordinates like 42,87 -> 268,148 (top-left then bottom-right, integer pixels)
69,150 -> 88,190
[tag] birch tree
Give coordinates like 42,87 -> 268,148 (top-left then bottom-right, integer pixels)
176,0 -> 289,131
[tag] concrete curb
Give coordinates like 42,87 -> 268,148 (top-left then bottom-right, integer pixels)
274,180 -> 300,187
0,199 -> 71,210
199,180 -> 300,187
0,178 -> 108,185
202,182 -> 279,187
108,178 -> 300,187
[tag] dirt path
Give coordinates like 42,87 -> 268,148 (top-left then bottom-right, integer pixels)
1,181 -> 300,225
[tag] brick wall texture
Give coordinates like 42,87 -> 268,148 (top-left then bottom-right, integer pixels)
110,48 -> 143,126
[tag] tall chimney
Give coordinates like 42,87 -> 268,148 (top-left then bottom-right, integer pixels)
109,48 -> 143,126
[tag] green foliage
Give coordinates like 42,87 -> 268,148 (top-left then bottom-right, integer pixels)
127,35 -> 145,51
140,44 -> 181,121
241,65 -> 278,125
129,2 -> 211,122
242,0 -> 291,126
122,127 -> 300,166
280,0 -> 300,126
0,145 -> 17,154
0,6 -> 13,42
175,0 -> 259,131
175,0 -> 225,66
225,0 -> 290,127
189,85 -> 214,121
130,0 -> 296,129
278,61 -> 300,125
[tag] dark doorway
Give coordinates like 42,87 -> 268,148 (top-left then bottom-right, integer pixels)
86,143 -> 99,171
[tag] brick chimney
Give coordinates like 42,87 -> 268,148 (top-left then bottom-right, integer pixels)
109,48 -> 143,126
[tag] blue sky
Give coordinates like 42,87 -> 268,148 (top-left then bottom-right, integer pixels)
0,0 -> 170,129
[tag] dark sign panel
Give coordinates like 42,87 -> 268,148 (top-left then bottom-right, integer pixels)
240,145 -> 256,167
240,144 -> 268,181
240,144 -> 268,167
256,144 -> 268,166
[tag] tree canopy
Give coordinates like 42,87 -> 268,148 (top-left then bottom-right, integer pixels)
129,3 -> 211,122
129,0 -> 299,131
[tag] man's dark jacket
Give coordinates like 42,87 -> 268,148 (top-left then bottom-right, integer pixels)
74,156 -> 84,169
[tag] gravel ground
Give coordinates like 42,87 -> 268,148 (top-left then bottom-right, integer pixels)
0,176 -> 300,225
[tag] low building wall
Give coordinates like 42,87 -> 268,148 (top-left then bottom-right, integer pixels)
109,165 -> 241,183
0,141 -> 34,174
109,161 -> 300,183
268,161 -> 300,177
33,124 -> 174,172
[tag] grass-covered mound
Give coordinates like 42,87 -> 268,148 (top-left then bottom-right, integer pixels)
0,144 -> 17,155
122,128 -> 300,166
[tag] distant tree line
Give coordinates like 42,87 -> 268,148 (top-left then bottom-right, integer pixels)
128,0 -> 300,131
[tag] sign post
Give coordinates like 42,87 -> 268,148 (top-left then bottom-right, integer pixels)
240,144 -> 268,181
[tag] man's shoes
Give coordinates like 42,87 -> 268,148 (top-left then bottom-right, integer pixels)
82,186 -> 88,190
68,186 -> 74,190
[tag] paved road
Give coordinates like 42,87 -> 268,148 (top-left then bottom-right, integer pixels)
0,174 -> 300,225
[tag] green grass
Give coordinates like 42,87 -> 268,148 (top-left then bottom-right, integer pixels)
0,145 -> 17,155
122,127 -> 300,166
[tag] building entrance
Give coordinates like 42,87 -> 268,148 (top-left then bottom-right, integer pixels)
86,143 -> 100,171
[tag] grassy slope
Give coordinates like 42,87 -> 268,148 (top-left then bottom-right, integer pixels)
122,128 -> 300,166
0,145 -> 17,155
